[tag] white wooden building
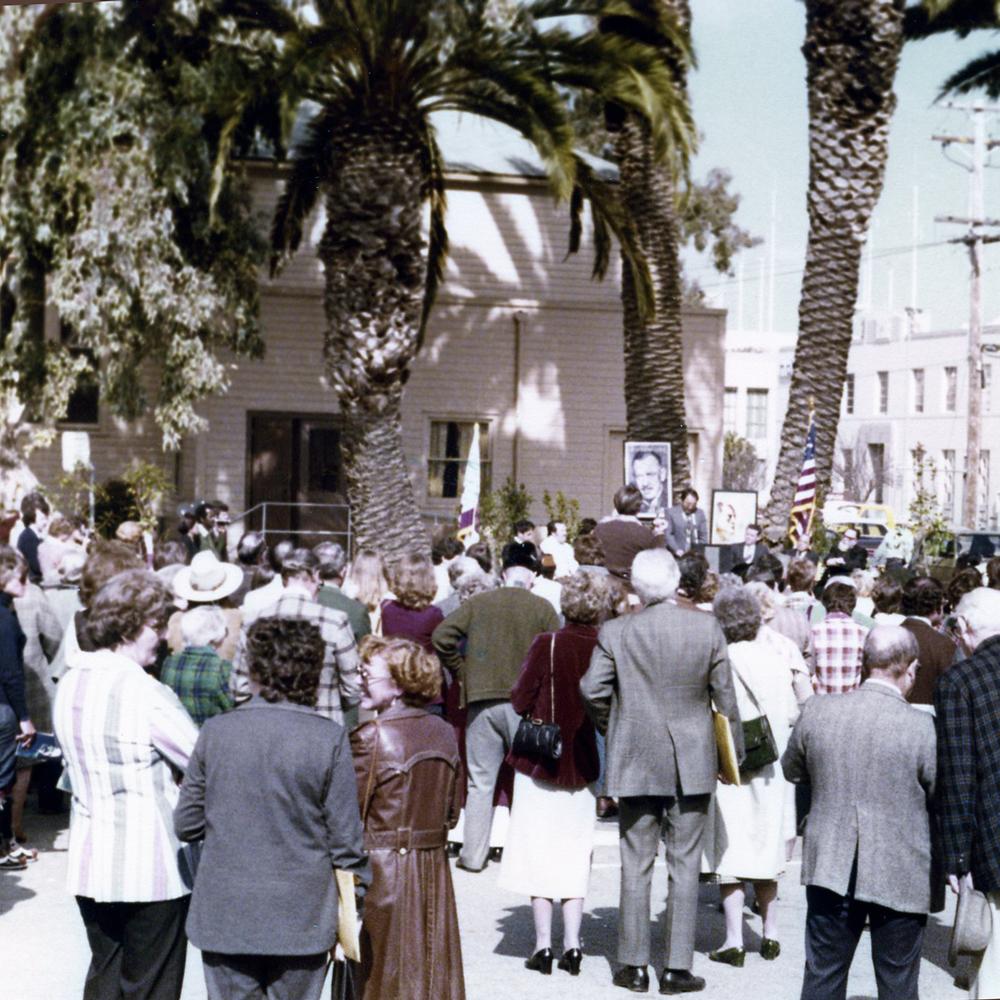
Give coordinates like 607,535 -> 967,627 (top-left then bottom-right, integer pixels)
27,115 -> 726,540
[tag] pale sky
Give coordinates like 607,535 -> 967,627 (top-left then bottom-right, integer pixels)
684,0 -> 1000,337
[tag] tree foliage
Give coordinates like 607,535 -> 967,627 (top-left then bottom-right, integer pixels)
0,3 -> 265,472
568,94 -> 759,301
722,432 -> 762,491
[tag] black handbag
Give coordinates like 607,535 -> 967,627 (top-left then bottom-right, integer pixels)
331,958 -> 357,1000
512,634 -> 563,762
732,666 -> 779,773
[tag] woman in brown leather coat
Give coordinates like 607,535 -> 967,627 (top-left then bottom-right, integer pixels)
351,636 -> 465,1000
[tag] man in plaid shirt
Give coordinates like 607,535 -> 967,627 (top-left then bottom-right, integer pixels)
232,548 -> 361,725
161,605 -> 234,726
935,587 -> 1000,999
810,580 -> 869,695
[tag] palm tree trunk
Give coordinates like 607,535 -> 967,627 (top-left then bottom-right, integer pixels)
764,0 -> 904,529
320,119 -> 431,559
614,0 -> 692,494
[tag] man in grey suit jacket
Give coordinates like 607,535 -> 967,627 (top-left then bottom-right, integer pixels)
581,549 -> 742,995
662,489 -> 708,557
781,625 -> 935,1000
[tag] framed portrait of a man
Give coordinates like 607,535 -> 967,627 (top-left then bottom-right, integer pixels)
710,490 -> 758,545
624,441 -> 672,519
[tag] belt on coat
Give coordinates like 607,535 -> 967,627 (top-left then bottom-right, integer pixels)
365,827 -> 448,853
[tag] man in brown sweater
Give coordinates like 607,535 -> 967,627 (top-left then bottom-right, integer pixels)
593,485 -> 662,588
433,560 -> 559,871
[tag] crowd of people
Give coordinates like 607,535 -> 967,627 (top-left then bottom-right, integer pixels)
2,484 -> 1000,1000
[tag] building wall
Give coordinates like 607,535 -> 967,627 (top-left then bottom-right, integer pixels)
837,324 -> 1000,527
724,318 -> 1000,529
26,166 -> 725,531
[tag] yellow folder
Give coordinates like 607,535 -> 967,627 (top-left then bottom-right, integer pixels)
334,868 -> 361,962
713,711 -> 742,787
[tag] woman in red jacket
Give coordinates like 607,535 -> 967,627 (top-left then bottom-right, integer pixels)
498,571 -> 609,977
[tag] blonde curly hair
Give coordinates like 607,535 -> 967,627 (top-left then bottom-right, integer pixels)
359,635 -> 441,706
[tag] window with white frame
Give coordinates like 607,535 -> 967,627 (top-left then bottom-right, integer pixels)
844,374 -> 855,415
746,389 -> 768,440
877,371 -> 889,414
945,367 -> 958,413
724,388 -> 738,434
912,369 -> 925,414
427,419 -> 491,499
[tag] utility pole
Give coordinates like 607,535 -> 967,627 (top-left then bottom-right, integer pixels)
934,103 -> 1000,528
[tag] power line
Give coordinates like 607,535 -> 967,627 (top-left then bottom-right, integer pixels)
691,238 -> 956,290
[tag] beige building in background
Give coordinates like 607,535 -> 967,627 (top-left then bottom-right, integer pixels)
27,115 -> 726,542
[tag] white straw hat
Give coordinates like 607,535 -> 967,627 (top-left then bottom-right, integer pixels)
172,551 -> 243,603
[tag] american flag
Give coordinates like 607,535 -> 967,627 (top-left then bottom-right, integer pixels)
789,413 -> 816,541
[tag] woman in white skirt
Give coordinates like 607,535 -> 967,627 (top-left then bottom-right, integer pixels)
499,572 -> 605,977
706,586 -> 799,967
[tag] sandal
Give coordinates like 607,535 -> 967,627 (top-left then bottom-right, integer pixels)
7,845 -> 38,863
0,853 -> 27,870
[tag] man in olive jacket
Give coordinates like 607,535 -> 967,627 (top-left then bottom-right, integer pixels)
580,548 -> 741,996
432,562 -> 559,872
782,625 -> 935,1000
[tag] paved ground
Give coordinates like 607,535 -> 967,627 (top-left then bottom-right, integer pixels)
1,812 -> 970,1000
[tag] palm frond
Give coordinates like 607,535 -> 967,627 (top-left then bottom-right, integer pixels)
939,47 -> 1000,96
904,0 -> 1000,40
269,106 -> 342,275
445,50 -> 577,199
569,155 -> 655,321
417,126 -> 448,352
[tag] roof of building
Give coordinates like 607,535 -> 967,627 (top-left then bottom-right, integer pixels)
247,105 -> 617,182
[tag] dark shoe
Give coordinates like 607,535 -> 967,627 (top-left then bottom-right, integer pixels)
446,842 -> 460,858
597,796 -> 619,819
658,970 -> 706,994
613,965 -> 650,993
488,846 -> 503,862
525,948 -> 553,974
558,948 -> 582,975
454,860 -> 486,873
760,938 -> 780,961
708,946 -> 745,967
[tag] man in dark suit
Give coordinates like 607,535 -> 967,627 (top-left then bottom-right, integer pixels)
718,523 -> 769,575
16,493 -> 49,586
782,625 -> 935,1000
662,489 -> 708,557
581,548 -> 742,995
899,575 -> 954,707
935,587 -> 1000,998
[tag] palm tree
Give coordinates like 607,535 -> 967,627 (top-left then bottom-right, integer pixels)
904,1 -> 1000,93
604,0 -> 695,493
763,0 -> 906,529
213,0 -> 691,557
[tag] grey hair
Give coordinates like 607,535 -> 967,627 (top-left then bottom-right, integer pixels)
631,549 -> 680,605
181,605 -> 228,649
502,565 -> 535,589
744,580 -> 777,622
713,586 -> 761,643
956,587 -> 1000,638
447,556 -> 480,587
717,572 -> 743,590
458,572 -> 497,603
862,625 -> 919,678
313,541 -> 347,580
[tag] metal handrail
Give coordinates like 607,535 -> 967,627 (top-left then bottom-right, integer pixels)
230,501 -> 353,552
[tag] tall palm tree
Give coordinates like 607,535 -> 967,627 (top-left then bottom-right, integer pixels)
212,0 -> 691,557
605,0 -> 695,493
763,0 -> 906,529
